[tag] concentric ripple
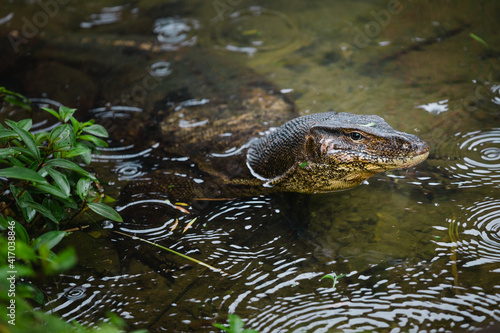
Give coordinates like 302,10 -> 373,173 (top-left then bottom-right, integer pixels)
443,129 -> 500,188
153,17 -> 200,51
436,198 -> 500,269
211,6 -> 299,57
42,272 -> 163,327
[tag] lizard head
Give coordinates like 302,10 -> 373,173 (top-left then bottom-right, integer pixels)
246,112 -> 429,193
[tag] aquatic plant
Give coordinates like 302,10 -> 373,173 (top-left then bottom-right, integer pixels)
213,314 -> 259,333
321,272 -> 346,289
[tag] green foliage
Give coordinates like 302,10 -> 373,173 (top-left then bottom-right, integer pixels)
213,314 -> 259,333
321,272 -> 346,288
469,33 -> 490,49
0,90 -> 127,332
0,87 -> 32,112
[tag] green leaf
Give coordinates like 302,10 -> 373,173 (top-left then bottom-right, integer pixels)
76,178 -> 92,201
13,240 -> 36,262
469,33 -> 490,49
360,122 -> 376,127
17,119 -> 33,131
0,129 -> 18,139
56,196 -> 78,210
78,134 -> 108,148
82,124 -> 109,138
19,199 -> 59,223
0,166 -> 48,184
1,88 -> 32,111
5,119 -> 41,161
212,324 -> 231,332
15,220 -> 30,244
321,273 -> 346,288
46,247 -> 77,274
44,167 -> 71,197
43,198 -> 64,221
32,230 -> 66,251
41,107 -> 61,120
34,131 -> 50,144
0,148 -> 18,159
87,202 -> 123,222
6,156 -> 25,167
34,183 -> 70,199
59,106 -> 76,123
17,282 -> 45,305
64,143 -> 92,164
11,184 -> 37,223
50,124 -> 75,150
299,161 -> 307,168
44,158 -> 97,181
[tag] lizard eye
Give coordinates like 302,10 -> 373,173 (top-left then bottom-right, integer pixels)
348,132 -> 364,141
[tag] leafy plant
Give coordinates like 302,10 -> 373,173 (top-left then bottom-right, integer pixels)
0,87 -> 32,111
0,104 -> 122,228
213,314 -> 259,333
321,272 -> 346,289
0,90 -> 125,331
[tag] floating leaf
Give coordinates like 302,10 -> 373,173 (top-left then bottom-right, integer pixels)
299,161 -> 308,168
170,218 -> 179,231
87,202 -> 123,222
182,217 -> 198,234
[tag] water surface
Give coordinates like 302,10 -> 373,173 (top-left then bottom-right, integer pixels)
1,0 -> 500,331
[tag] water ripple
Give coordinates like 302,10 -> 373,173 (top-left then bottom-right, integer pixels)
444,129 -> 500,188
438,198 -> 500,268
211,6 -> 299,57
153,17 -> 200,51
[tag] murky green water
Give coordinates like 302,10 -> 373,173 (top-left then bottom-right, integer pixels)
1,0 -> 500,332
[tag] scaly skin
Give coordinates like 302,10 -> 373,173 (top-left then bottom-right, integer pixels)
246,111 -> 429,193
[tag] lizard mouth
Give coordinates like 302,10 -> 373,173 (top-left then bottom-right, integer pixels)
390,141 -> 430,169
